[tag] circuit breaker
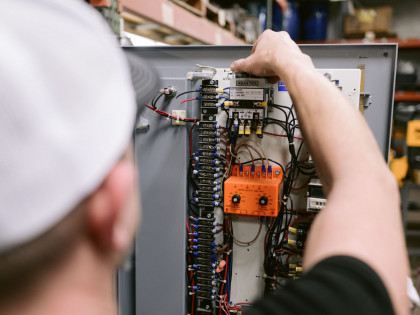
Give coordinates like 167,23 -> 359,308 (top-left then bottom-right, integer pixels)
120,44 -> 397,315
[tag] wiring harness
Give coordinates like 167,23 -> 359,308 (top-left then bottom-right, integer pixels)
146,69 -> 320,315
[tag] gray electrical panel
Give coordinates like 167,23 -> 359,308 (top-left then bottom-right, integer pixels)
118,44 -> 397,315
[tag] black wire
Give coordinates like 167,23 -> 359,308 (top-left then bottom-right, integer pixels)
264,120 -> 288,133
298,168 -> 316,176
297,162 -> 314,170
150,91 -> 161,107
270,104 -> 288,118
176,90 -> 198,99
152,92 -> 164,108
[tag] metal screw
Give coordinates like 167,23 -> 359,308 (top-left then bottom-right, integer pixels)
207,213 -> 211,218
245,171 -> 249,175
205,305 -> 210,310
275,170 -> 281,175
208,116 -> 214,121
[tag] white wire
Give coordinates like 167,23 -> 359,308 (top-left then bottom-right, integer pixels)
196,64 -> 217,78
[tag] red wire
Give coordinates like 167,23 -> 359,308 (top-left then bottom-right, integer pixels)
291,175 -> 314,191
219,296 -> 225,315
263,131 -> 303,141
189,122 -> 197,156
219,245 -> 230,315
274,249 -> 297,255
219,133 -> 229,140
289,216 -> 313,228
224,295 -> 230,314
181,98 -> 197,104
145,104 -> 200,122
186,217 -> 191,234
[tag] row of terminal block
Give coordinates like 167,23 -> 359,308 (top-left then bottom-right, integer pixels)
189,79 -> 226,315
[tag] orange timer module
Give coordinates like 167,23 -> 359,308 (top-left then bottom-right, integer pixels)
224,165 -> 283,217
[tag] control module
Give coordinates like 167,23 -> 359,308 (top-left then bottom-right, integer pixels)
224,165 -> 283,217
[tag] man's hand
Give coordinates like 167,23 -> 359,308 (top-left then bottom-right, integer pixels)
230,30 -> 314,84
276,0 -> 288,12
233,29 -> 408,314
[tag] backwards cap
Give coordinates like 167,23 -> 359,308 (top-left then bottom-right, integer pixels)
0,0 -> 137,253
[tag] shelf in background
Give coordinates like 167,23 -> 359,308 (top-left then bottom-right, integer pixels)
122,0 -> 245,45
395,91 -> 420,102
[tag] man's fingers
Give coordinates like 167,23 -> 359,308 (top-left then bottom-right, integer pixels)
230,58 -> 247,73
230,55 -> 257,74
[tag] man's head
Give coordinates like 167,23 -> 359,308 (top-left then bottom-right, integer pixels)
0,0 -> 140,305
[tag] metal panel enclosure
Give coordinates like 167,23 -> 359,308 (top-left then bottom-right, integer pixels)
119,44 -> 397,315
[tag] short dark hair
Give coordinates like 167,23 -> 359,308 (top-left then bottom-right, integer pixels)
0,202 -> 86,303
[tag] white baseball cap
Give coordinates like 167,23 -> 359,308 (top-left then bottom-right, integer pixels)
0,0 -> 138,253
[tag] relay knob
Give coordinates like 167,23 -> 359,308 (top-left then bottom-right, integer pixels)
232,194 -> 241,203
259,196 -> 268,206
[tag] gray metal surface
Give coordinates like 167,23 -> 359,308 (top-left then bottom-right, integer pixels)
121,44 -> 397,315
133,77 -> 190,315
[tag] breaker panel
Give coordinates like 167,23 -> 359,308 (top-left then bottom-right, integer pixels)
122,44 -> 397,315
144,66 -> 362,314
138,62 -> 368,314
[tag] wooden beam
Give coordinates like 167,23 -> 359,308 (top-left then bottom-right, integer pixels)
121,0 -> 245,45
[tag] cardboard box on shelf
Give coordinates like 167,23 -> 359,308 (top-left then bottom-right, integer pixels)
344,6 -> 393,38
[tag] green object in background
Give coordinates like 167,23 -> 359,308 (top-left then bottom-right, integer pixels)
94,0 -> 121,37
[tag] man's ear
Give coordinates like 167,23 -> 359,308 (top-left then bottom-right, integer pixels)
85,160 -> 136,253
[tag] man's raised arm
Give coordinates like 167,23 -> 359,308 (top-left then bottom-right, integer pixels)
231,30 -> 408,314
